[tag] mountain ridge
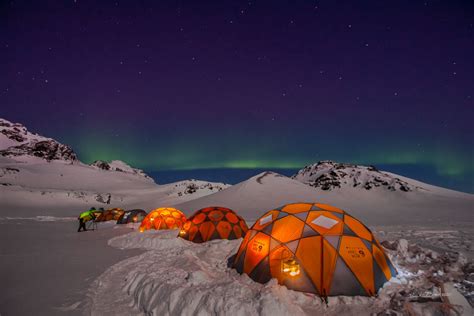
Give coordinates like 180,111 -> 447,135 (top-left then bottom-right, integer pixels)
292,160 -> 416,192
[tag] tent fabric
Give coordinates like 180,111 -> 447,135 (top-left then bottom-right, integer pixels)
139,208 -> 186,232
117,209 -> 148,224
91,210 -> 103,219
178,206 -> 249,243
95,208 -> 125,222
233,202 -> 397,297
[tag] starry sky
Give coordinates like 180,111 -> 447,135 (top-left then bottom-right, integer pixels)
1,1 -> 473,192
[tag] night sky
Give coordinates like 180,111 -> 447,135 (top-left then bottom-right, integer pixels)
1,1 -> 473,192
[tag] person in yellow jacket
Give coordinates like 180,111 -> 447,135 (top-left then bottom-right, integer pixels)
78,207 -> 96,232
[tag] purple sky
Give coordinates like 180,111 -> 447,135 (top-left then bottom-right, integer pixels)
1,1 -> 473,191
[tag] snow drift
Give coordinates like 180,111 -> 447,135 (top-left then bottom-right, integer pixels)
85,230 -> 473,315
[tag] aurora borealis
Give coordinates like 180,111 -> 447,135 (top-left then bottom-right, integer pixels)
1,1 -> 473,192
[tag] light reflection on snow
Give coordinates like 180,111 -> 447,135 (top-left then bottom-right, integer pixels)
0,216 -> 76,222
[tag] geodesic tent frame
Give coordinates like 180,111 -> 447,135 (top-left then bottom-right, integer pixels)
233,202 -> 396,296
95,208 -> 125,222
178,206 -> 249,243
139,207 -> 186,232
116,209 -> 147,224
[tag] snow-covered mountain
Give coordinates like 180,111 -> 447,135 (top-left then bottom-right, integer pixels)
0,118 -> 229,216
0,118 -> 151,179
90,160 -> 151,179
176,169 -> 473,226
292,160 -> 414,192
175,171 -> 319,220
0,118 -> 77,162
167,179 -> 229,197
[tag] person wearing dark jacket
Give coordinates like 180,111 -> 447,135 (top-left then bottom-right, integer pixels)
77,217 -> 87,232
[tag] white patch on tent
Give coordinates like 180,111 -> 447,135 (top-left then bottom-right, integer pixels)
259,214 -> 273,226
311,215 -> 338,229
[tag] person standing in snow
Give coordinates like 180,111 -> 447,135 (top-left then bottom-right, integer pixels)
77,207 -> 96,232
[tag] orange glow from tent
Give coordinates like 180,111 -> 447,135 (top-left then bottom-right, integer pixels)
139,227 -> 144,233
282,258 -> 300,277
133,216 -> 138,222
179,229 -> 186,237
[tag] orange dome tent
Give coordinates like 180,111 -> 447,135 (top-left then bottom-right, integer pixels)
117,209 -> 147,224
139,207 -> 186,232
178,206 -> 248,243
233,202 -> 396,297
95,208 -> 125,222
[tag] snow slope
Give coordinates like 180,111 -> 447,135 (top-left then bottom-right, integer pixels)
0,155 -> 229,217
176,170 -> 474,226
0,118 -> 229,217
90,160 -> 151,179
175,172 -> 321,221
85,230 -> 473,316
292,160 -> 470,197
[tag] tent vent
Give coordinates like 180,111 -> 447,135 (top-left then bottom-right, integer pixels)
311,215 -> 338,229
259,214 -> 273,225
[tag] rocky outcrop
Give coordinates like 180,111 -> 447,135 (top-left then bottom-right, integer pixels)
1,140 -> 77,162
0,118 -> 78,162
292,160 -> 416,192
173,180 -> 230,197
90,160 -> 150,179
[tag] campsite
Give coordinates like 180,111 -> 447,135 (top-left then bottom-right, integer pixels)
0,118 -> 472,315
1,1 -> 473,315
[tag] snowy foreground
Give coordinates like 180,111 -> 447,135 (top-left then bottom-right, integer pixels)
84,229 -> 473,316
1,118 -> 473,315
